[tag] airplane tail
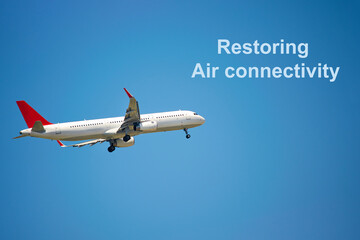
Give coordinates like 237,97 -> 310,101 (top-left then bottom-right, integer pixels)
16,101 -> 52,128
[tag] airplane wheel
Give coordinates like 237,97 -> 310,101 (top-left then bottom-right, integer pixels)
123,135 -> 130,142
108,146 -> 115,152
186,134 -> 191,139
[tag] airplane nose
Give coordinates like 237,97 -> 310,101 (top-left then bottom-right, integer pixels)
200,116 -> 205,124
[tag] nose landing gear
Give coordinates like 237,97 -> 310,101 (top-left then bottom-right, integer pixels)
184,128 -> 191,139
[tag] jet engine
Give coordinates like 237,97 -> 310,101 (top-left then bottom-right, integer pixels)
134,121 -> 157,132
113,137 -> 135,147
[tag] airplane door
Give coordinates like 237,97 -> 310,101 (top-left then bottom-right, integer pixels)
55,124 -> 61,134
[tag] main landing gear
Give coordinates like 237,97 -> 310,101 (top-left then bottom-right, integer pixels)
123,134 -> 131,142
184,128 -> 191,139
108,145 -> 115,153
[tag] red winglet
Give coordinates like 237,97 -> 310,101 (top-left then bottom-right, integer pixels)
16,100 -> 52,128
124,88 -> 133,98
57,140 -> 65,147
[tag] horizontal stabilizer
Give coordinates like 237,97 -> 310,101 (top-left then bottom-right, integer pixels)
13,135 -> 28,139
32,121 -> 46,133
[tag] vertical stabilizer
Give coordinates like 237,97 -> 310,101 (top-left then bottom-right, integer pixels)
16,101 -> 52,128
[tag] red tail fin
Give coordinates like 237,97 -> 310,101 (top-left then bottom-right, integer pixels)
16,101 -> 52,128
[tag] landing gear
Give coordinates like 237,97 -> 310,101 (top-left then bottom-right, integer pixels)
123,134 -> 131,142
108,145 -> 115,153
184,128 -> 191,139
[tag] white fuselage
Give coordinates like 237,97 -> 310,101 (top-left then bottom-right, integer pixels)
20,110 -> 205,141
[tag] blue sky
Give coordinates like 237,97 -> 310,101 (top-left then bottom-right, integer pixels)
1,0 -> 360,239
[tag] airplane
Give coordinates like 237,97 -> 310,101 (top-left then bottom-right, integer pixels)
14,88 -> 206,152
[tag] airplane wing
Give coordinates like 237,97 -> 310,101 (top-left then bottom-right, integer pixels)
118,88 -> 140,132
57,88 -> 139,148
57,139 -> 107,148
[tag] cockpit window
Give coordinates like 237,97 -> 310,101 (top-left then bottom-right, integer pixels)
194,113 -> 198,115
